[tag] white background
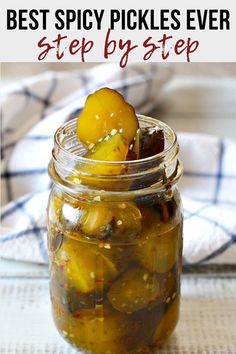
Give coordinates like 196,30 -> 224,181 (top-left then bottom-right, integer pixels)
0,0 -> 236,62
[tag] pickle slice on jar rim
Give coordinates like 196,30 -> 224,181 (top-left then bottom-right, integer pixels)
68,132 -> 130,190
77,87 -> 139,146
107,266 -> 160,314
83,132 -> 129,176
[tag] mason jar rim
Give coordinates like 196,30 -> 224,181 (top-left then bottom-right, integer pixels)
54,115 -> 177,166
49,114 -> 182,197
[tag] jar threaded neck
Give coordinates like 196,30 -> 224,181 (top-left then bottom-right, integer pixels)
49,115 -> 182,197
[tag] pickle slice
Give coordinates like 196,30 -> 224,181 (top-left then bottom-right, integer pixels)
158,270 -> 177,304
50,277 -> 97,312
52,298 -> 128,354
65,133 -> 129,188
69,305 -> 128,354
72,305 -> 127,341
132,224 -> 180,273
82,339 -> 125,354
152,296 -> 180,345
55,240 -> 118,294
77,87 -> 139,145
107,266 -> 160,314
86,132 -> 128,159
126,303 -> 164,351
81,203 -> 113,238
80,201 -> 142,242
85,132 -> 129,175
111,202 -> 142,241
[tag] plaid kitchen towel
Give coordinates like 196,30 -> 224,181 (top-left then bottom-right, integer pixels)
0,63 -> 236,265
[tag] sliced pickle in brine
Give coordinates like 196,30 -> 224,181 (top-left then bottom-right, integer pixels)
55,240 -> 118,294
69,304 -> 128,354
107,266 -> 160,313
132,224 -> 180,273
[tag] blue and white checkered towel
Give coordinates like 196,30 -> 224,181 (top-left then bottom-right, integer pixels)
1,63 -> 236,265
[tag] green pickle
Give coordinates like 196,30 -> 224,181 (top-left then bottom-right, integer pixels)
51,299 -> 128,354
84,132 -> 129,176
132,222 -> 181,273
48,88 -> 182,353
49,194 -> 182,354
69,305 -> 128,354
107,266 -> 160,313
80,201 -> 142,241
53,238 -> 122,294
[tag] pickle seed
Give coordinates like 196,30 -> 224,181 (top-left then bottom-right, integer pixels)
118,203 -> 126,209
62,330 -> 68,337
88,143 -> 95,149
93,196 -> 101,201
110,129 -> 118,136
166,297 -> 171,303
90,272 -> 95,279
143,273 -> 148,281
104,243 -> 111,249
72,177 -> 81,184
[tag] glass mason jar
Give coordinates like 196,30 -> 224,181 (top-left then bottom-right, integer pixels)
47,115 -> 183,354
